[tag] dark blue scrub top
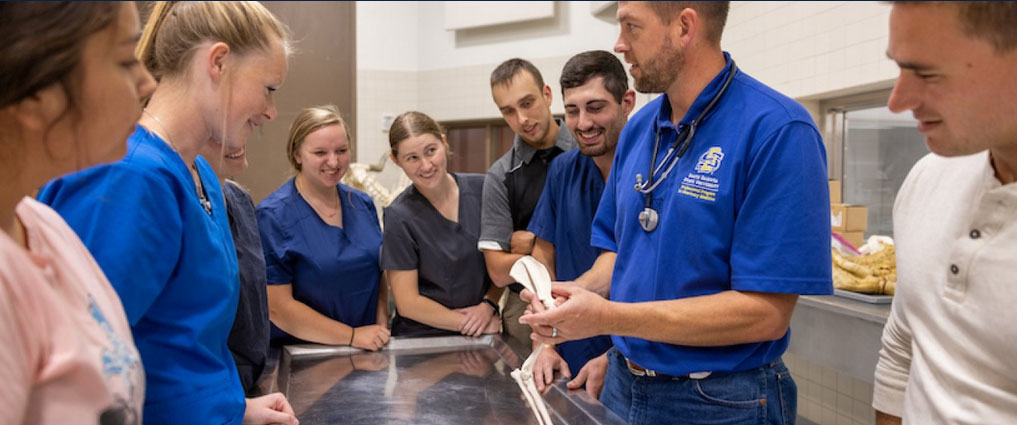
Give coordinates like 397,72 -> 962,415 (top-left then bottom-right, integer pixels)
38,126 -> 245,425
257,179 -> 382,343
592,53 -> 833,377
527,150 -> 613,374
223,181 -> 270,395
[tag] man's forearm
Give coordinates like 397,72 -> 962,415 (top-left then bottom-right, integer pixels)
573,252 -> 616,297
608,290 -> 798,346
483,249 -> 524,287
531,237 -> 556,281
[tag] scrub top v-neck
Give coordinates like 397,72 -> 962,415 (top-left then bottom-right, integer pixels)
257,179 -> 382,343
381,173 -> 490,337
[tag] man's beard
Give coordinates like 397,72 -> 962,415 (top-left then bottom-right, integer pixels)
633,38 -> 684,94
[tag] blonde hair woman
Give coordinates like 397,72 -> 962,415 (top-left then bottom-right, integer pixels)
258,105 -> 391,350
38,2 -> 296,424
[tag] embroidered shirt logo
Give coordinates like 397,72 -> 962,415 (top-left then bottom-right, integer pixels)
694,147 -> 725,174
679,146 -> 725,202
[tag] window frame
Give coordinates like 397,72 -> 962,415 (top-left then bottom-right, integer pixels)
820,89 -> 894,181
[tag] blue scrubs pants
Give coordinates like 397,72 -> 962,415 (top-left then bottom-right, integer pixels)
600,348 -> 797,425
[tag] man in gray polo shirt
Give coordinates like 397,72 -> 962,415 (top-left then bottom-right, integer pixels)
480,58 -> 576,356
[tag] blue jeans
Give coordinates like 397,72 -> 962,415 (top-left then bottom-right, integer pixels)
600,348 -> 797,425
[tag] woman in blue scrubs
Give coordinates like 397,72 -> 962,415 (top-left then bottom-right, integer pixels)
258,105 -> 390,350
37,2 -> 297,424
381,111 -> 502,337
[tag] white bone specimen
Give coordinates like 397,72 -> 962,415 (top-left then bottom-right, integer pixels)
509,256 -> 556,425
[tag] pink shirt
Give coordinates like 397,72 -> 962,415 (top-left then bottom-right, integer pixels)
0,197 -> 143,425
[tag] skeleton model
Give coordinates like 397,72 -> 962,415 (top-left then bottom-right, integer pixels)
340,152 -> 411,209
508,256 -> 557,425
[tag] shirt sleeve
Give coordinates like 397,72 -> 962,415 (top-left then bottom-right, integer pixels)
354,190 -> 383,267
256,206 -> 294,285
380,206 -> 419,271
527,161 -> 560,245
356,190 -> 382,232
871,156 -> 928,417
872,299 -> 912,416
591,151 -> 620,253
478,162 -> 513,252
38,164 -> 183,325
729,121 -> 833,294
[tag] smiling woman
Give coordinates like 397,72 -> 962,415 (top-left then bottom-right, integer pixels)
35,2 -> 298,425
257,105 -> 391,352
382,111 -> 502,338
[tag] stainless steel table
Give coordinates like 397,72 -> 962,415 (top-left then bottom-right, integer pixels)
260,335 -> 626,425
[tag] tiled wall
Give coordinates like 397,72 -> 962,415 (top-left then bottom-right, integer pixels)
786,354 -> 876,425
356,69 -> 419,190
725,1 -> 897,99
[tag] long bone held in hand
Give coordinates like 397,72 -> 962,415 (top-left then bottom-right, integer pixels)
509,256 -> 556,425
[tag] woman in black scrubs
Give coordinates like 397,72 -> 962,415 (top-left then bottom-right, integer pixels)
382,111 -> 502,337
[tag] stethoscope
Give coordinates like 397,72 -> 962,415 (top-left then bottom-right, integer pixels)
633,62 -> 738,232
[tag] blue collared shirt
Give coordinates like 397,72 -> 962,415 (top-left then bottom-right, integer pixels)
591,53 -> 833,376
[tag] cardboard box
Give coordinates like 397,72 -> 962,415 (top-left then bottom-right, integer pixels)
829,179 -> 842,204
836,231 -> 866,248
831,203 -> 868,232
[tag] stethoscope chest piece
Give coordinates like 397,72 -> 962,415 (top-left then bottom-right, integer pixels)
638,207 -> 659,232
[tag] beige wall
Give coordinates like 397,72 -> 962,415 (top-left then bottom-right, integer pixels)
237,1 -> 357,203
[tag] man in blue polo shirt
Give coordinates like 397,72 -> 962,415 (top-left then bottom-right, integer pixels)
525,50 -> 634,397
520,2 -> 832,424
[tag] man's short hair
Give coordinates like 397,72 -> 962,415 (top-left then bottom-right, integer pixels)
645,1 -> 729,46
940,2 -> 1016,53
560,50 -> 629,103
490,58 -> 545,89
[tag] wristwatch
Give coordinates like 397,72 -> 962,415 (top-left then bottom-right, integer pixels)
481,298 -> 500,316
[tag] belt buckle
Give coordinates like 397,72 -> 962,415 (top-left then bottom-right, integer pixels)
625,358 -> 657,377
625,357 -> 712,379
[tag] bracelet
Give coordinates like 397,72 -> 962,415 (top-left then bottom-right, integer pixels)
349,328 -> 356,347
481,299 -> 500,316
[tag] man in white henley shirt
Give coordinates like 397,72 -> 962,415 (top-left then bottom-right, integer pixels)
874,2 -> 1017,424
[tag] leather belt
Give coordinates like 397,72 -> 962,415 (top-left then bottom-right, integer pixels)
625,357 -> 711,380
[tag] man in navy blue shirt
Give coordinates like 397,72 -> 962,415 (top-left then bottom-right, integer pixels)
521,2 -> 832,424
525,50 -> 635,397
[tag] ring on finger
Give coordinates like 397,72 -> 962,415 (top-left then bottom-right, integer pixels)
551,328 -> 559,338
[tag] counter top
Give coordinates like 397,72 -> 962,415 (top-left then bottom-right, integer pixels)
259,335 -> 626,425
799,294 -> 891,325
789,294 -> 892,383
